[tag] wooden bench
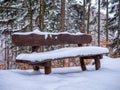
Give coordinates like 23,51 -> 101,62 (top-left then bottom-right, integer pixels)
12,30 -> 109,74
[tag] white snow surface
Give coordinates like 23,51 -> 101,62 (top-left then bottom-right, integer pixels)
0,56 -> 120,90
13,29 -> 83,35
16,46 -> 109,62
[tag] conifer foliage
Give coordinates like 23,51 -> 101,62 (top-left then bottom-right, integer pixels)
0,0 -> 120,69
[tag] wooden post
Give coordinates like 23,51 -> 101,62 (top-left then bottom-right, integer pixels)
32,46 -> 39,52
78,44 -> 86,71
80,57 -> 86,71
33,65 -> 40,71
44,61 -> 51,74
32,46 -> 40,71
94,56 -> 100,70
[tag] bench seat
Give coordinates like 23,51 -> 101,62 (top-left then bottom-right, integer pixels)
16,46 -> 109,63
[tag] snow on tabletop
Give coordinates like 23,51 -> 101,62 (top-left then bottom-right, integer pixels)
16,46 -> 109,62
13,29 -> 84,35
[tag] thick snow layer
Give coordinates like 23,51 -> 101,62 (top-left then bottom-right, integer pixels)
13,29 -> 83,35
0,56 -> 120,90
16,46 -> 109,62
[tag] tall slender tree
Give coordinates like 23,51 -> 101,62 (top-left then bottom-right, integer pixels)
80,0 -> 86,33
40,0 -> 45,31
87,0 -> 91,34
61,0 -> 65,32
106,0 -> 108,42
29,0 -> 33,31
117,0 -> 120,50
98,0 -> 100,46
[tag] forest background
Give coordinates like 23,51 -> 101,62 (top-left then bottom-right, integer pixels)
0,0 -> 120,69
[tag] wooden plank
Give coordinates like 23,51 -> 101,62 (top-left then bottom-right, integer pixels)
12,34 -> 92,46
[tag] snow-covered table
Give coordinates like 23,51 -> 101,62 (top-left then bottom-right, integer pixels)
12,30 -> 109,74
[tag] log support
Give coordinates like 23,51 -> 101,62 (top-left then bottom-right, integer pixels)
33,65 -> 40,71
95,57 -> 100,70
80,57 -> 87,71
44,61 -> 51,74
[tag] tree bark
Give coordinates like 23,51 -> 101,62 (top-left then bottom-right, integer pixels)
117,0 -> 120,49
87,0 -> 91,34
98,0 -> 100,46
29,0 -> 33,31
60,0 -> 65,32
40,0 -> 45,31
80,0 -> 86,33
106,0 -> 108,42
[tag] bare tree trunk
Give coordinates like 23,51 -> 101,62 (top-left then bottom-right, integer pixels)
106,0 -> 108,42
80,0 -> 86,33
117,0 -> 120,49
40,0 -> 45,31
98,0 -> 100,46
29,0 -> 33,31
87,0 -> 91,34
60,0 -> 65,32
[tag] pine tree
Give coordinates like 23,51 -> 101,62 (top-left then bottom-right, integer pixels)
108,0 -> 120,57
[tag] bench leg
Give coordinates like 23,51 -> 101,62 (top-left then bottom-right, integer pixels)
44,61 -> 51,74
95,57 -> 100,70
33,65 -> 40,71
80,57 -> 87,71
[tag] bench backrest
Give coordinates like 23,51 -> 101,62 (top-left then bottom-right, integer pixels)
12,33 -> 92,46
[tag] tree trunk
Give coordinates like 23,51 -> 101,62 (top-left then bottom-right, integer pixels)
87,0 -> 91,34
40,0 -> 45,31
98,0 -> 100,46
106,0 -> 108,42
80,0 -> 86,33
29,0 -> 33,31
60,0 -> 65,32
117,0 -> 120,49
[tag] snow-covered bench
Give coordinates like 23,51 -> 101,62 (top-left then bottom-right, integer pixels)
12,30 -> 109,74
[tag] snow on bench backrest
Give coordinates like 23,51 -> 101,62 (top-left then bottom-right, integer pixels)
12,29 -> 92,46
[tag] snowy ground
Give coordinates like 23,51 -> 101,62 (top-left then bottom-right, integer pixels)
0,56 -> 120,90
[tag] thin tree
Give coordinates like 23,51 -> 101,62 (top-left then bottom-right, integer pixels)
106,0 -> 108,42
60,0 -> 65,32
87,0 -> 91,34
98,0 -> 100,46
80,0 -> 86,33
29,0 -> 33,31
40,0 -> 45,31
117,0 -> 120,49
